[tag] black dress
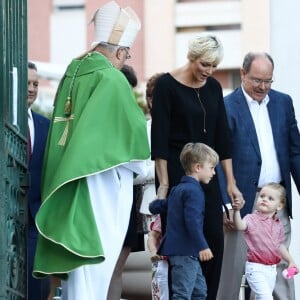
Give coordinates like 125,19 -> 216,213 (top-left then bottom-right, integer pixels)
123,184 -> 145,252
151,73 -> 232,300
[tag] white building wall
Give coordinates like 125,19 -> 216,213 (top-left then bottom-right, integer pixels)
175,1 -> 241,27
50,9 -> 86,65
144,0 -> 175,78
241,0 -> 270,54
271,1 -> 300,298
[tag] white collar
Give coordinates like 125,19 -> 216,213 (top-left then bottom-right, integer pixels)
28,108 -> 33,120
241,85 -> 269,106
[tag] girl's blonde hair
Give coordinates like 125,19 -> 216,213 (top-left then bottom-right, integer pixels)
262,182 -> 287,206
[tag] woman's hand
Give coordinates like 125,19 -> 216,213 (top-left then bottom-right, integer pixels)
157,184 -> 169,199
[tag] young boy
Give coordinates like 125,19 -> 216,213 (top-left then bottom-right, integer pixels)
149,142 -> 219,299
233,183 -> 299,300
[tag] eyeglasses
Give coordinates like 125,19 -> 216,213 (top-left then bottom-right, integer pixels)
120,47 -> 131,60
248,77 -> 274,86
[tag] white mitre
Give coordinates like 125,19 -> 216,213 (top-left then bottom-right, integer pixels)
91,1 -> 141,48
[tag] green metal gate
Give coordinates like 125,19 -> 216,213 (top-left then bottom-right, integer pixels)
0,0 -> 28,299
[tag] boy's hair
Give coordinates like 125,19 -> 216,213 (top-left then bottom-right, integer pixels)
262,182 -> 287,206
180,142 -> 219,174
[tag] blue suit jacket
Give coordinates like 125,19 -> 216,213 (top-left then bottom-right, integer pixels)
27,111 -> 50,300
149,176 -> 209,257
225,87 -> 300,217
28,110 -> 50,234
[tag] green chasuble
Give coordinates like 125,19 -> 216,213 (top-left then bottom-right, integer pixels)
33,52 -> 150,278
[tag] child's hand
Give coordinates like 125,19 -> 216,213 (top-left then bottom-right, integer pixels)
199,248 -> 213,261
150,253 -> 161,263
288,263 -> 299,274
232,197 -> 245,211
282,266 -> 299,279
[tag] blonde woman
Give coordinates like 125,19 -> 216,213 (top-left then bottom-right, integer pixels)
151,34 -> 242,299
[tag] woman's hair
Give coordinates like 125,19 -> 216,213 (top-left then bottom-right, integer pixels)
180,142 -> 219,174
146,72 -> 164,112
121,64 -> 137,88
187,34 -> 223,66
146,73 -> 164,99
262,182 -> 287,206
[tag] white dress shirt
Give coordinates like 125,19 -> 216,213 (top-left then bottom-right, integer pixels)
242,89 -> 282,187
28,108 -> 35,153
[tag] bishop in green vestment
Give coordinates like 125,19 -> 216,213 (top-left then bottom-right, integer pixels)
33,50 -> 149,297
33,1 -> 148,298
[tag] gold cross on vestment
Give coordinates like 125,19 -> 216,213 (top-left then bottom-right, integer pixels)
54,114 -> 75,146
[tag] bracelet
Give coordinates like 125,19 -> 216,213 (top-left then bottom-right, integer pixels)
144,179 -> 155,185
159,184 -> 169,188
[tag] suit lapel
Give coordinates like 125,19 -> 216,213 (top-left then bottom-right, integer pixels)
31,111 -> 43,155
267,91 -> 280,150
235,88 -> 261,158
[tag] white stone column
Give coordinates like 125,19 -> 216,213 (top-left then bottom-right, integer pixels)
270,0 -> 300,297
144,0 -> 175,78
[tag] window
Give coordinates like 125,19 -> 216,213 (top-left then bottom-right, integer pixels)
53,0 -> 84,10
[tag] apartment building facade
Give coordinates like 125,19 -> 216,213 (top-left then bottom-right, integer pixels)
28,0 -> 270,92
27,1 -> 300,297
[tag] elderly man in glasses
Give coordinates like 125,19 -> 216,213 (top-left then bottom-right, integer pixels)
217,52 -> 300,300
33,2 -> 149,300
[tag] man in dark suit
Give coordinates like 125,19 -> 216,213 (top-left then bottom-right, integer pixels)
217,52 -> 300,300
27,61 -> 50,300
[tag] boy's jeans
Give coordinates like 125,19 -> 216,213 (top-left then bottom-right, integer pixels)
169,256 -> 207,300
